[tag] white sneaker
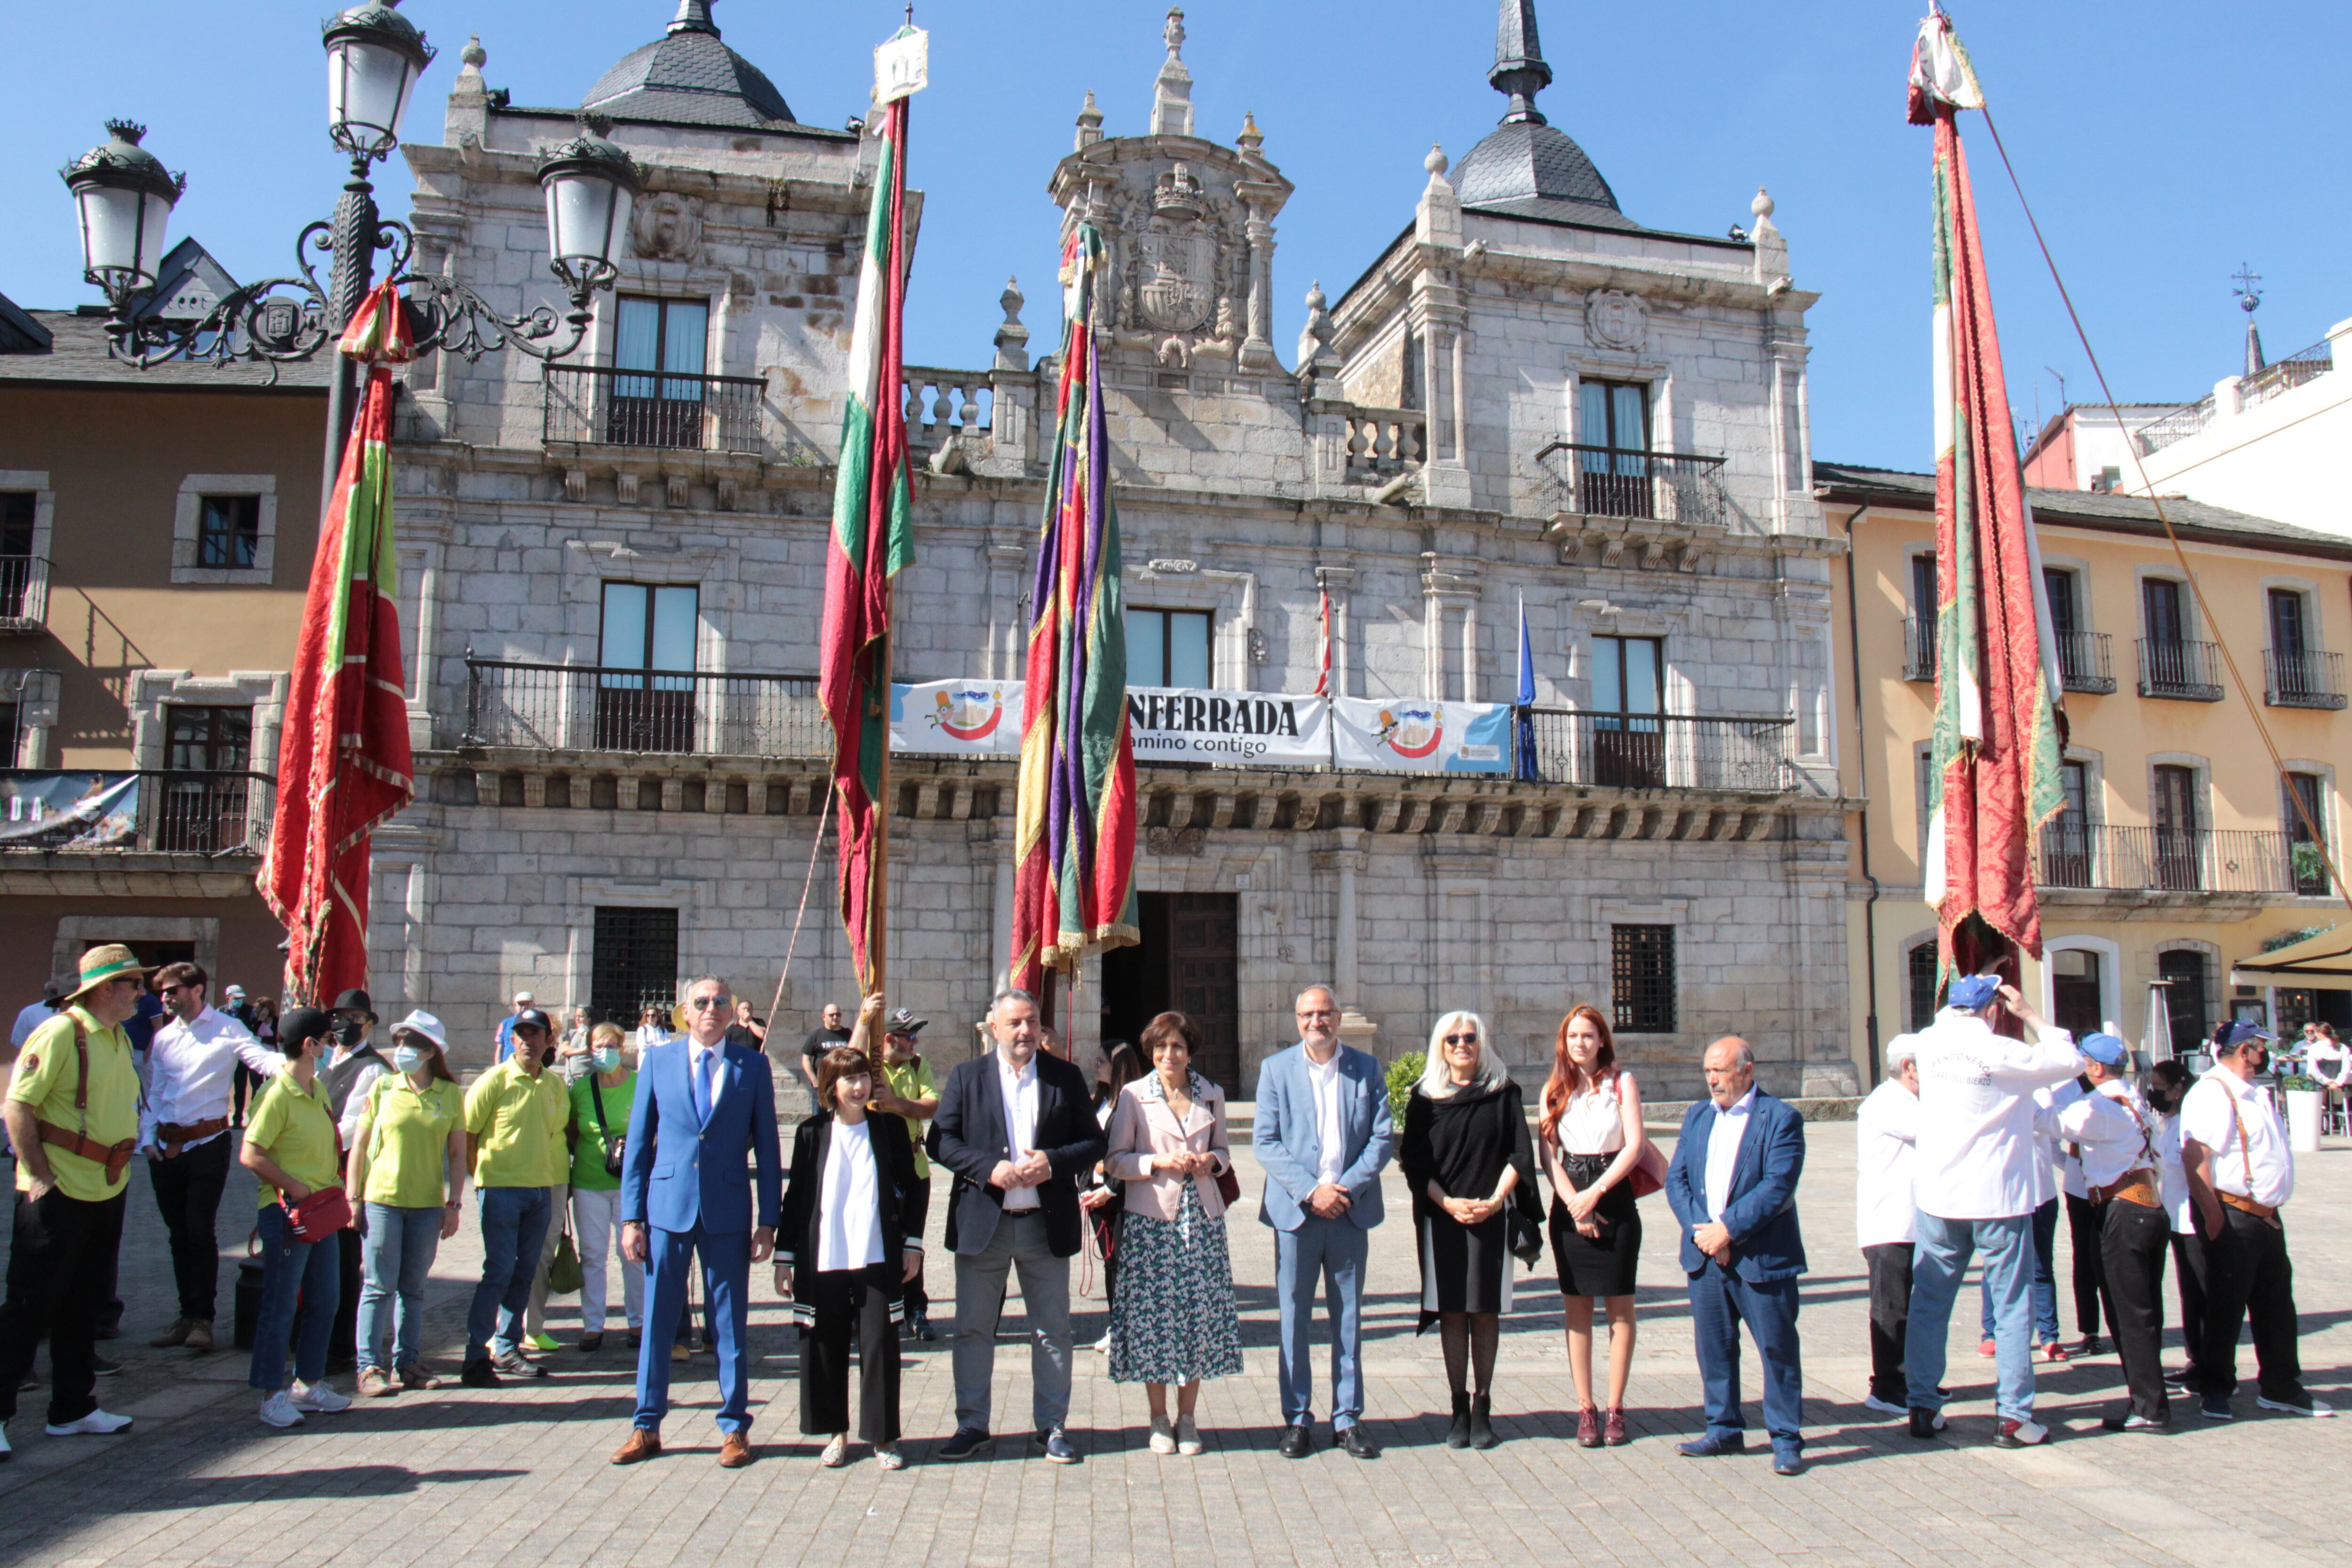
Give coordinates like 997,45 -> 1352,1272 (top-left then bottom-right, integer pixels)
1176,1414 -> 1203,1457
258,1391 -> 306,1428
1861,1394 -> 1908,1417
2256,1393 -> 2335,1418
1148,1415 -> 1176,1454
291,1379 -> 352,1414
43,1409 -> 132,1437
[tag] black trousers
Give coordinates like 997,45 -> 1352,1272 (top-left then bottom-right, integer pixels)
2170,1229 -> 2207,1374
331,1226 -> 364,1368
902,1176 -> 931,1317
149,1135 -> 234,1323
231,1062 -> 259,1125
0,1187 -> 127,1425
801,1264 -> 901,1442
2198,1207 -> 2304,1402
1862,1242 -> 1911,1406
2064,1192 -> 2120,1341
2098,1199 -> 2170,1421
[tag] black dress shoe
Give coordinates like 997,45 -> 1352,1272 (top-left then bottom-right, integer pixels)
1278,1423 -> 1313,1459
1336,1425 -> 1380,1459
1676,1434 -> 1746,1457
1907,1407 -> 1947,1439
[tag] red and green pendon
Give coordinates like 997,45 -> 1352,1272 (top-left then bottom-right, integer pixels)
1910,9 -> 2067,977
1010,224 -> 1138,993
819,96 -> 916,991
259,281 -> 417,1004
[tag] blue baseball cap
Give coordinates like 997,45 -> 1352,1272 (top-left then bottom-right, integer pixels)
2213,1019 -> 2275,1051
1945,974 -> 2002,1011
2078,1033 -> 2130,1067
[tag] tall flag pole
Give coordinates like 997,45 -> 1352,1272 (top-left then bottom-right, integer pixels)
1908,5 -> 2067,1005
259,282 -> 417,1005
1313,587 -> 1331,697
1513,594 -> 1539,781
1010,223 -> 1140,1005
820,22 -> 926,995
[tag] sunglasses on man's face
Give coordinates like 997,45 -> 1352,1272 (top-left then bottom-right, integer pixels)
687,996 -> 730,1011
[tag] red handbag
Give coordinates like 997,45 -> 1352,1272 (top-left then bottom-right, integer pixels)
1628,1140 -> 1669,1199
284,1185 -> 353,1243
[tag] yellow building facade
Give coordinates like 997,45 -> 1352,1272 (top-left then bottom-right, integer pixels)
1820,462 -> 2352,1085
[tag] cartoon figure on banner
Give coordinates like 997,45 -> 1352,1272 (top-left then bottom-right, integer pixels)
931,685 -> 1008,744
1376,706 -> 1444,760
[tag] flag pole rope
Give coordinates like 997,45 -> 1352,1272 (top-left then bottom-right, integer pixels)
1975,106 -> 2352,917
765,777 -> 838,1039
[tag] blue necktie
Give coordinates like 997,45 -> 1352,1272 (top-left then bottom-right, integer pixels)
691,1049 -> 712,1126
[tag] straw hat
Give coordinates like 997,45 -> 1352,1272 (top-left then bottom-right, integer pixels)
67,943 -> 150,1001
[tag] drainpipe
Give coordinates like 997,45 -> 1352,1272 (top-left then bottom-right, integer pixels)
1842,502 -> 1883,1085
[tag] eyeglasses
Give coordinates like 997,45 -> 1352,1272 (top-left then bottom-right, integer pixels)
1296,1009 -> 1336,1020
686,996 -> 730,1011
1444,1033 -> 1478,1045
157,984 -> 188,996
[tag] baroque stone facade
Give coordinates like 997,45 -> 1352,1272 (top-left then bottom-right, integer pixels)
376,1 -> 1853,1099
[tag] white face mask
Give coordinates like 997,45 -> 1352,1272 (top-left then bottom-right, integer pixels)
389,1044 -> 428,1075
593,1046 -> 621,1073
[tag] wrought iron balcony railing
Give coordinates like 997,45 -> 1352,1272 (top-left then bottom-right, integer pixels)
2264,647 -> 2347,710
0,556 -> 49,633
1524,711 -> 1795,793
542,364 -> 766,453
1901,615 -> 1936,683
2137,637 -> 2226,701
0,769 -> 272,855
2038,821 -> 2296,895
2055,631 -> 2115,694
463,658 -> 827,759
2238,338 -> 2333,414
1534,443 -> 1730,528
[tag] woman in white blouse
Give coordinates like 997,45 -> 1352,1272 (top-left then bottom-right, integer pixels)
776,995 -> 922,1470
1535,1004 -> 1648,1448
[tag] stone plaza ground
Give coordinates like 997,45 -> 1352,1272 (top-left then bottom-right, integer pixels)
2,1108 -> 2347,1568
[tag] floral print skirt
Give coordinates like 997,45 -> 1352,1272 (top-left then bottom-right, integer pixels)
1108,1181 -> 1244,1386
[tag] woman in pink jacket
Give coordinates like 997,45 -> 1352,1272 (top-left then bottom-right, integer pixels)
1104,1011 -> 1243,1456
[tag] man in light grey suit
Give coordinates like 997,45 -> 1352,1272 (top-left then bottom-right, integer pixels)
1254,986 -> 1395,1459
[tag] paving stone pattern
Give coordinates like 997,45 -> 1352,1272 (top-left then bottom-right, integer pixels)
2,1121 -> 2347,1567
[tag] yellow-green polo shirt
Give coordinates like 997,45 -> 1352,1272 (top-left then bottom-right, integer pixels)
464,1058 -> 565,1188
245,1072 -> 342,1210
7,1006 -> 139,1202
359,1075 -> 465,1208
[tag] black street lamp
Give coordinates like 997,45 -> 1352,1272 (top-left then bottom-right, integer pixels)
61,0 -> 638,483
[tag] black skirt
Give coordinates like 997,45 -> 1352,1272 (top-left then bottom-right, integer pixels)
1550,1153 -> 1641,1299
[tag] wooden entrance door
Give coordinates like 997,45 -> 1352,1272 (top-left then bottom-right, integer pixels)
1168,894 -> 1240,1092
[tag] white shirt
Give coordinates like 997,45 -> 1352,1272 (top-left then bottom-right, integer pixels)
998,1051 -> 1041,1210
2046,1078 -> 2094,1200
11,1001 -> 57,1048
2309,1039 -> 2350,1088
140,1005 -> 279,1152
2153,1113 -> 2193,1234
636,1024 -> 673,1053
2051,1079 -> 2160,1191
815,1119 -> 886,1273
1305,1047 -> 1346,1186
1854,1078 -> 1920,1248
688,1036 -> 730,1118
1701,1087 -> 1756,1227
1554,1073 -> 1631,1156
2180,1068 -> 2293,1209
1912,1008 -> 2080,1220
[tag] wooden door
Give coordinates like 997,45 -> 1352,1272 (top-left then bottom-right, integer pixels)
1168,893 -> 1240,1092
2153,764 -> 2199,891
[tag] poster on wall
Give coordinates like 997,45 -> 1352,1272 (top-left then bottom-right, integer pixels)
1329,697 -> 1513,774
0,772 -> 141,847
891,679 -> 1023,756
1124,686 -> 1329,768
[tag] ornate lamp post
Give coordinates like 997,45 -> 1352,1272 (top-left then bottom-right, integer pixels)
61,0 -> 637,483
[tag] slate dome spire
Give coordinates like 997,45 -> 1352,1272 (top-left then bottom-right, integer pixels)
582,0 -> 796,129
1449,0 -> 1629,228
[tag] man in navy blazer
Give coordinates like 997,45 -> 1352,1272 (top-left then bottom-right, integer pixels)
1254,986 -> 1395,1459
1665,1035 -> 1809,1475
930,987 -> 1105,1464
611,975 -> 782,1469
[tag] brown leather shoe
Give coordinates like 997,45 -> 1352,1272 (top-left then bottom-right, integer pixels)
183,1319 -> 215,1353
718,1432 -> 752,1469
611,1428 -> 662,1465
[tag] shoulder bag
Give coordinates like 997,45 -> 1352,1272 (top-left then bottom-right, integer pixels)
590,1075 -> 625,1179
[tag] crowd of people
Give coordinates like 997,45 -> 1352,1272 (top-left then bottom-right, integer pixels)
0,949 -> 2333,1470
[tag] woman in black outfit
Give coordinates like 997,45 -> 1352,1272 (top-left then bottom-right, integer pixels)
1081,1040 -> 1149,1353
1400,1010 -> 1541,1450
775,1034 -> 922,1470
1536,1003 -> 1648,1448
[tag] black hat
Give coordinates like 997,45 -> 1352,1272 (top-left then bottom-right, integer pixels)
40,979 -> 64,1006
279,1007 -> 335,1051
886,1007 -> 928,1037
511,1007 -> 554,1034
332,988 -> 374,1016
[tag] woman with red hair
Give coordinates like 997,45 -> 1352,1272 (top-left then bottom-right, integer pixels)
1538,1004 -> 1649,1447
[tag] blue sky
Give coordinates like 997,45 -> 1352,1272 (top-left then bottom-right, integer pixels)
5,0 -> 2344,471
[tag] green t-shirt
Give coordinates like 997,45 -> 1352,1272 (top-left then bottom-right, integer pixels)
8,1007 -> 140,1202
879,1055 -> 938,1178
246,1072 -> 341,1210
463,1058 -> 566,1188
567,1070 -> 637,1192
359,1075 -> 464,1209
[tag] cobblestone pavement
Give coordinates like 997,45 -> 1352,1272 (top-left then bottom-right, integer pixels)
3,1113 -> 2348,1567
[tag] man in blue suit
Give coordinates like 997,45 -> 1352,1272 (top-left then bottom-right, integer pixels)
612,975 -> 782,1469
1254,985 -> 1395,1459
1665,1035 -> 1809,1476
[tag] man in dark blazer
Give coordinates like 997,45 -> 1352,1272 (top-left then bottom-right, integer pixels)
1665,1035 -> 1809,1475
930,987 -> 1105,1464
611,975 -> 782,1470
